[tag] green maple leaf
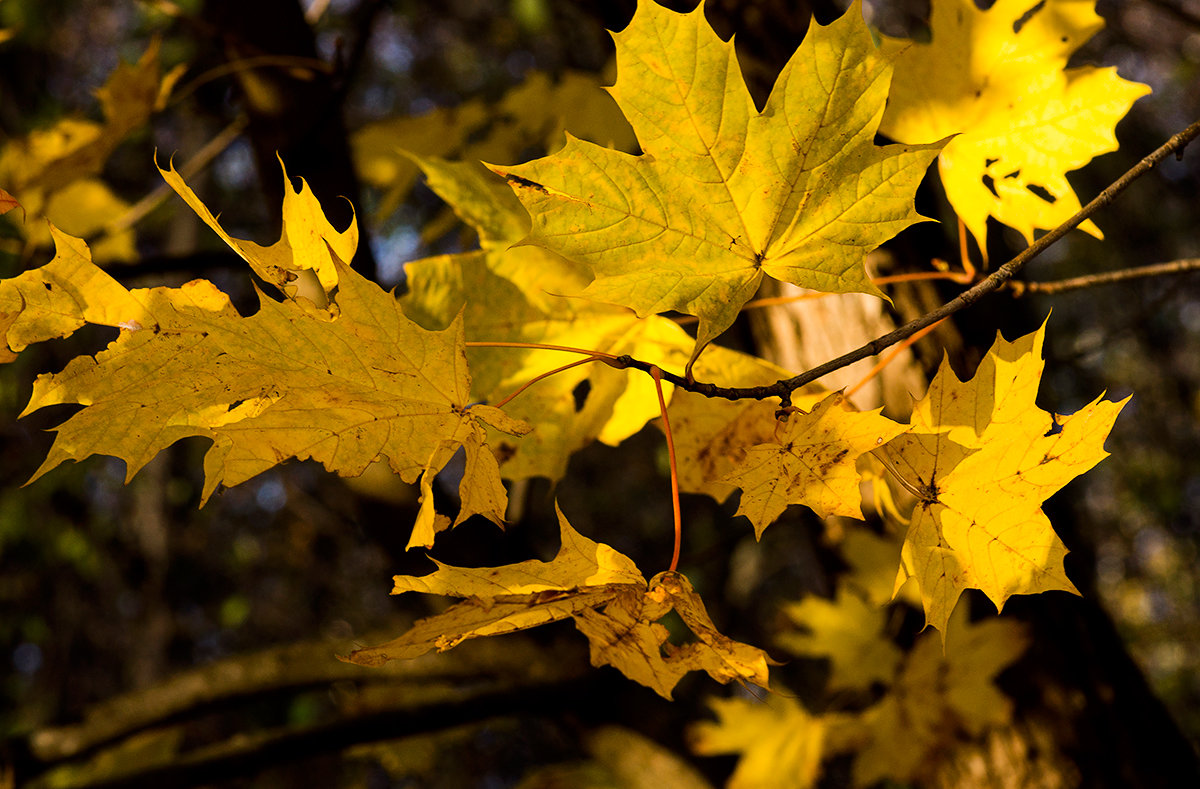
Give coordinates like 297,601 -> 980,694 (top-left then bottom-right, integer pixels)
492,0 -> 942,365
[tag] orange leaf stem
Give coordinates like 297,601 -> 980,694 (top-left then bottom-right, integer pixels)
844,318 -> 946,400
490,355 -> 604,410
650,365 -> 683,573
873,271 -> 972,286
672,271 -> 972,325
465,341 -> 618,360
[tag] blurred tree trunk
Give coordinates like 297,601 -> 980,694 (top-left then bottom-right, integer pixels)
750,245 -> 1200,788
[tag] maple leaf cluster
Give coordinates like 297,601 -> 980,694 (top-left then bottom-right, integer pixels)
0,0 -> 1140,707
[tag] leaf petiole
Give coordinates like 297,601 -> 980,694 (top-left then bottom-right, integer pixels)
870,447 -> 925,501
844,318 -> 947,401
650,365 -> 683,573
489,355 -> 606,410
465,341 -> 619,360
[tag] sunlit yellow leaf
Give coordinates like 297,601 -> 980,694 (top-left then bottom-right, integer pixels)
724,394 -> 907,535
882,322 -> 1126,635
649,571 -> 773,690
346,506 -> 771,698
689,695 -> 826,789
392,502 -> 645,597
494,0 -> 942,363
880,0 -> 1150,253
15,229 -> 518,542
159,157 -> 357,298
0,227 -> 142,363
778,586 -> 902,692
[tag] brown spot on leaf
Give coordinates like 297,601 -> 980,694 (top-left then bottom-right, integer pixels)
494,442 -> 517,465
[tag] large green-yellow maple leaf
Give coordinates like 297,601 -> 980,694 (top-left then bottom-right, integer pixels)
400,155 -> 694,481
493,0 -> 942,363
16,227 -> 524,549
345,505 -> 771,699
879,0 -> 1150,254
881,323 -> 1126,635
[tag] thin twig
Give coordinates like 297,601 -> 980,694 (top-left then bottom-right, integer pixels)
1012,258 -> 1200,296
95,115 -> 250,243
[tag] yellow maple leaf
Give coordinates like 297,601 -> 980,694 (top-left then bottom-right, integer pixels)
851,610 -> 1028,786
880,323 -> 1127,635
879,0 -> 1150,254
0,227 -> 143,363
778,586 -> 902,692
159,157 -> 357,299
15,229 -> 524,548
492,0 -> 942,365
666,351 -> 813,504
0,39 -> 184,262
723,394 -> 907,535
689,695 -> 826,789
346,505 -> 771,699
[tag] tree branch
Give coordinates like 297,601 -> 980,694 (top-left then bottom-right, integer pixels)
1011,258 -> 1200,296
12,632 -> 590,787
